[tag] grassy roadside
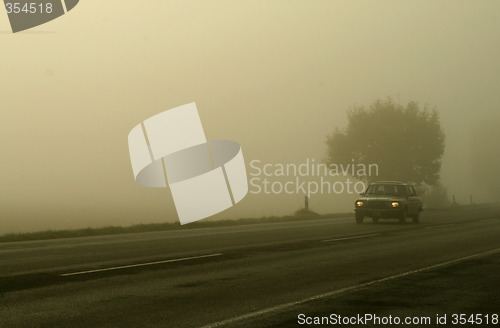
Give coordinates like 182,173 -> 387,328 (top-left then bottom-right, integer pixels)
1,203 -> 492,243
0,212 -> 351,243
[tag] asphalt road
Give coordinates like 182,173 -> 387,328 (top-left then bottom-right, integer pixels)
1,205 -> 499,327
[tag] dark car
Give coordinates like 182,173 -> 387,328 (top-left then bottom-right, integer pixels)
354,181 -> 423,224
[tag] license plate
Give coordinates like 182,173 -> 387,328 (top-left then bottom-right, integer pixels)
372,210 -> 381,216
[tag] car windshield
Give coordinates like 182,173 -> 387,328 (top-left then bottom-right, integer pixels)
365,184 -> 407,196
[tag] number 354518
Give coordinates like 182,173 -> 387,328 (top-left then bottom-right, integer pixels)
5,2 -> 53,14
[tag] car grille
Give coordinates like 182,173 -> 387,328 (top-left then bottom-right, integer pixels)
366,200 -> 388,209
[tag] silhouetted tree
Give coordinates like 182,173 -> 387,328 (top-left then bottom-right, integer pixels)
325,98 -> 445,185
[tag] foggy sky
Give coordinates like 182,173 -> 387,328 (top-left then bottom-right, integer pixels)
1,1 -> 500,233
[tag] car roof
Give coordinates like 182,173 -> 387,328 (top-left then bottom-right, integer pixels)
369,181 -> 408,185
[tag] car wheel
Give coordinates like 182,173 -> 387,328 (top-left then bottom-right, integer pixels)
355,213 -> 364,224
399,209 -> 407,224
412,211 -> 420,224
372,217 -> 379,224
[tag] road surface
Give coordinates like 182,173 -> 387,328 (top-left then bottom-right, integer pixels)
1,205 -> 499,327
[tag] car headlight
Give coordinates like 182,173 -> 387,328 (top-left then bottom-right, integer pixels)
356,201 -> 364,207
391,202 -> 400,208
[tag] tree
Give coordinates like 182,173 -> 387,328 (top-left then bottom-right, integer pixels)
325,98 -> 445,185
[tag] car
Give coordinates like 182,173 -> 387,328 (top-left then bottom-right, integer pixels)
354,181 -> 423,224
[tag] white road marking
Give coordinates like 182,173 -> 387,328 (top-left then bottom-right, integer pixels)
425,223 -> 456,229
200,247 -> 500,328
322,233 -> 380,243
59,253 -> 223,276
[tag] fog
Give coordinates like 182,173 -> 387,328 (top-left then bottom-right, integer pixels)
1,1 -> 499,233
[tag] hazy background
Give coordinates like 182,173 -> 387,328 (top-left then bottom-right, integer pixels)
1,0 -> 499,233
